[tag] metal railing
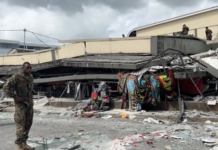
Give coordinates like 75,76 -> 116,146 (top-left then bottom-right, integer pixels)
163,24 -> 218,40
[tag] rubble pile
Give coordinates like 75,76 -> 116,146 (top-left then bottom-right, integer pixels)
1,47 -> 218,149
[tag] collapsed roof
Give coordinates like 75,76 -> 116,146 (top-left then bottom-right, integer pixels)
0,35 -> 211,84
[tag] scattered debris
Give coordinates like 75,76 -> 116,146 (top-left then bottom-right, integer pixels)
101,115 -> 112,120
143,117 -> 164,124
211,146 -> 218,150
128,115 -> 136,120
171,135 -> 182,139
78,112 -> 93,118
183,119 -> 188,123
164,145 -> 172,150
78,130 -> 84,136
193,95 -> 203,102
206,120 -> 212,124
120,113 -> 128,119
66,106 -> 74,111
202,138 -> 216,143
66,144 -> 80,150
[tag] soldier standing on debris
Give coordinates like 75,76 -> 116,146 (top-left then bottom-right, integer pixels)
205,27 -> 213,40
182,24 -> 189,35
3,62 -> 35,150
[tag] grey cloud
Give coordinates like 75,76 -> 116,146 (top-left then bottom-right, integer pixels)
156,0 -> 214,8
0,3 -> 119,43
4,0 -> 145,13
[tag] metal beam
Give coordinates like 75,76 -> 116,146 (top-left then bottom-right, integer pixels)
62,58 -> 164,70
62,61 -> 138,70
174,71 -> 207,79
0,61 -> 63,75
34,74 -> 118,84
143,71 -> 207,79
34,70 -> 207,84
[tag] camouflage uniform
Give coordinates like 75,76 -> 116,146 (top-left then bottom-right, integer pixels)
206,28 -> 212,40
182,26 -> 189,35
3,72 -> 35,144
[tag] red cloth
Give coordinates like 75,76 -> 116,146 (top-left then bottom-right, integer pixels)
91,92 -> 98,100
178,78 -> 203,95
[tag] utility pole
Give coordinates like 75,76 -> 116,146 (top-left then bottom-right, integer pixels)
24,28 -> 26,49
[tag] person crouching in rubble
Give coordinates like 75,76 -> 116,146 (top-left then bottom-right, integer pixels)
3,62 -> 36,150
83,91 -> 110,111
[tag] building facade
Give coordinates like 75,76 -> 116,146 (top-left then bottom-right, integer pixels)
128,6 -> 218,40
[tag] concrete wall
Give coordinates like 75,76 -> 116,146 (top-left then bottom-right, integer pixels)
85,37 -> 151,54
0,43 -> 85,65
0,37 -> 151,66
137,9 -> 218,40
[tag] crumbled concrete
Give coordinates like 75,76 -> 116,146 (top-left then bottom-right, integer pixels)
0,111 -> 216,150
164,145 -> 172,150
1,99 -> 218,150
128,115 -> 136,120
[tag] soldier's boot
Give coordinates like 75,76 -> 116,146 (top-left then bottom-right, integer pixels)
22,141 -> 35,150
17,143 -> 24,150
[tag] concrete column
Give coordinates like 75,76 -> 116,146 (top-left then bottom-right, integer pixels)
195,29 -> 198,37
217,25 -> 218,37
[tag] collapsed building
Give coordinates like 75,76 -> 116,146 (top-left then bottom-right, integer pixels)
1,35 -> 218,115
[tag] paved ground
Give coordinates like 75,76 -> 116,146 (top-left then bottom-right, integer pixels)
0,112 -> 216,150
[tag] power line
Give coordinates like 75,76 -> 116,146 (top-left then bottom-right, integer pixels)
26,30 -> 60,41
31,32 -> 51,48
0,29 -> 59,49
0,29 -> 60,41
0,29 -> 23,31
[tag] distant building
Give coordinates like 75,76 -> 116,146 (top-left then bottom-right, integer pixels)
0,39 -> 57,54
128,6 -> 218,40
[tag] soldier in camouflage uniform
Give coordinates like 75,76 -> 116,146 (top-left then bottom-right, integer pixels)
3,62 -> 35,150
205,27 -> 213,40
182,24 -> 189,35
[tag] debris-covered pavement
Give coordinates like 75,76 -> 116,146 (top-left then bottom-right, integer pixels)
2,97 -> 218,150
1,108 -> 218,150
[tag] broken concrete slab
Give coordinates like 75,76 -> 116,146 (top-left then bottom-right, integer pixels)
128,115 -> 137,120
34,97 -> 49,108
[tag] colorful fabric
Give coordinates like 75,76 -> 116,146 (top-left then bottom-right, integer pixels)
102,97 -> 109,103
127,77 -> 135,95
118,73 -> 128,94
134,76 -> 151,104
127,76 -> 136,110
132,103 -> 142,111
121,94 -> 128,110
158,70 -> 176,99
118,73 -> 128,109
136,103 -> 142,111
150,76 -> 160,106
158,70 -> 176,91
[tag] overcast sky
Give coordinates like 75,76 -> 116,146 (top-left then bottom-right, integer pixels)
0,0 -> 218,45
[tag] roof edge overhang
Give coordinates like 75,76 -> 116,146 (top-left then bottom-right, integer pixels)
127,6 -> 218,37
58,36 -> 151,43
